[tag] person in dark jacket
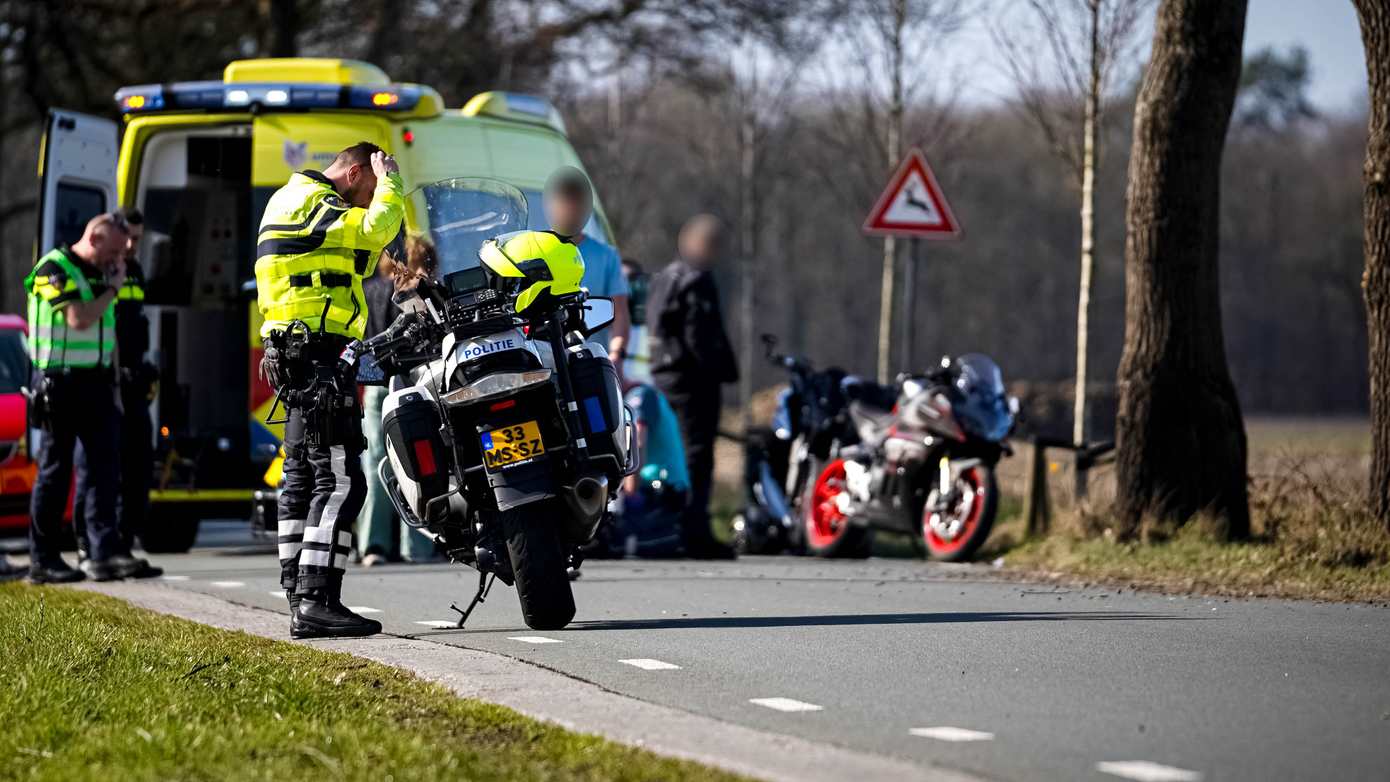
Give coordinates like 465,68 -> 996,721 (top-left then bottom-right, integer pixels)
646,214 -> 739,558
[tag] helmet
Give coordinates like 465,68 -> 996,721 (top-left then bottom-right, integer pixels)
478,229 -> 585,313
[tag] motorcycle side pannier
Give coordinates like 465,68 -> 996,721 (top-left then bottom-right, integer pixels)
382,387 -> 451,519
568,349 -> 626,473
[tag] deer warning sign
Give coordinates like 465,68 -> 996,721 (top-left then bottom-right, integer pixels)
862,148 -> 961,239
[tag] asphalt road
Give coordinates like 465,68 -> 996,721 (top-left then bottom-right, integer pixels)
105,522 -> 1390,781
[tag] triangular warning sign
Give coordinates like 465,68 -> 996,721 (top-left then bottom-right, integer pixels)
862,148 -> 961,239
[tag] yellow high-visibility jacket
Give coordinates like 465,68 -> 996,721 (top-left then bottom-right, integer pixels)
255,169 -> 405,340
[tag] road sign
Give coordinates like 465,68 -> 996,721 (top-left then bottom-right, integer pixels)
862,148 -> 961,239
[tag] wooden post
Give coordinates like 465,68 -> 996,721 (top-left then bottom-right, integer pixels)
1023,440 -> 1051,537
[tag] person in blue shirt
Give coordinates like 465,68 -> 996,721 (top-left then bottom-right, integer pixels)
543,168 -> 630,372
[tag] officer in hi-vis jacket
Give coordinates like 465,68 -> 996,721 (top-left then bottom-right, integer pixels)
256,142 -> 404,638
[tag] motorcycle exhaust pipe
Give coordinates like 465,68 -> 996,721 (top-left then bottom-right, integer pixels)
563,472 -> 609,541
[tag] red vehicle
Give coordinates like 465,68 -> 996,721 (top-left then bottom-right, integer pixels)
0,315 -> 37,534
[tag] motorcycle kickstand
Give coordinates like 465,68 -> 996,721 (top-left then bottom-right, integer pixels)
450,571 -> 496,629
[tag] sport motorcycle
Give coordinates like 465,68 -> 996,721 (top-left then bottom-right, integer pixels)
802,354 -> 1018,561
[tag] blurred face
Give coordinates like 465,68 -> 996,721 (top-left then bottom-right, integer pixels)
125,224 -> 143,260
544,191 -> 589,237
343,162 -> 378,208
93,226 -> 127,267
679,225 -> 722,269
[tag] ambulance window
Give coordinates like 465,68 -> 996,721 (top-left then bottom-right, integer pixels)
522,189 -> 612,245
54,183 -> 107,248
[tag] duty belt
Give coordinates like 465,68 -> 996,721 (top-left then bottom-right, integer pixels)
287,271 -> 353,288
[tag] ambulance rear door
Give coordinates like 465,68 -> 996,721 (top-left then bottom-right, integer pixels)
36,110 -> 119,254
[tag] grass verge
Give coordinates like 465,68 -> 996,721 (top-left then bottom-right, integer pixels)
0,583 -> 746,782
984,463 -> 1390,604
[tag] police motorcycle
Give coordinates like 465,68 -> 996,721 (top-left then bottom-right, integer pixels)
804,354 -> 1018,561
732,334 -> 851,556
340,178 -> 636,631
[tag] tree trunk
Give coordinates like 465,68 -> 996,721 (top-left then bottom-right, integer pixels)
738,95 -> 757,428
1115,0 -> 1250,538
1353,0 -> 1390,529
876,0 -> 907,385
266,0 -> 300,57
1074,0 -> 1101,500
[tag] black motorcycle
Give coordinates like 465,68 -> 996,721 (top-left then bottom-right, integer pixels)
733,334 -> 850,555
802,354 -> 1017,561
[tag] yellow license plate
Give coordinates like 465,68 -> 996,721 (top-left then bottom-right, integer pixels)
481,420 -> 545,469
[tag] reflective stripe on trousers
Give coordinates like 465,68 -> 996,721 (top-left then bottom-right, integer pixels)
275,395 -> 366,595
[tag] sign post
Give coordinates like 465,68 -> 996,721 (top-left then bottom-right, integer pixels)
862,148 -> 961,381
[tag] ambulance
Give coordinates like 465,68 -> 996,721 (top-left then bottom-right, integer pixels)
37,58 -> 614,552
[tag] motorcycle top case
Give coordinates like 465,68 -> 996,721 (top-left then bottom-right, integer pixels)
382,386 -> 451,519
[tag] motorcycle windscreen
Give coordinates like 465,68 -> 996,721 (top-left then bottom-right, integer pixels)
409,178 -> 528,278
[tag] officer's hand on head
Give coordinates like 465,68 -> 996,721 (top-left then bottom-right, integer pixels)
371,151 -> 400,178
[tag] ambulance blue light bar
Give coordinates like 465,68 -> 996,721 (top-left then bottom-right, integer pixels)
114,82 -> 423,114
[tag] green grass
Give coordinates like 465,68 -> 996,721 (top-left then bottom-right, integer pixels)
0,584 -> 747,782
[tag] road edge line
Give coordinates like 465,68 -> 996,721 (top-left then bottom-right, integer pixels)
76,581 -> 983,782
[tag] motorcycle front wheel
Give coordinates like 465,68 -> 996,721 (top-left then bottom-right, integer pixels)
502,499 -> 577,630
921,465 -> 998,562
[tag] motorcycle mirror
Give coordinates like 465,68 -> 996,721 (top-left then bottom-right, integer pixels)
580,297 -> 616,337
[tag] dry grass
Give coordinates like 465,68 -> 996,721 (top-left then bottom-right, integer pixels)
992,418 -> 1390,603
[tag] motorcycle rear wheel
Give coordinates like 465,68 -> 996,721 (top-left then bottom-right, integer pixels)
921,465 -> 997,562
502,499 -> 577,630
801,458 -> 872,558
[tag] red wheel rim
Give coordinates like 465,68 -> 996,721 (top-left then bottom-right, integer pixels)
805,459 -> 851,549
923,467 -> 985,555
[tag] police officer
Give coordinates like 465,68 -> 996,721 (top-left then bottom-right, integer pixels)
257,142 -> 404,638
25,213 -> 158,583
74,208 -> 157,554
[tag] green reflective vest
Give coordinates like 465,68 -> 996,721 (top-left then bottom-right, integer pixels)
255,169 -> 405,340
24,247 -> 116,370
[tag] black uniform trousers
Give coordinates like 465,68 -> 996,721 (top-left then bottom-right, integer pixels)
74,380 -> 153,551
276,372 -> 366,597
654,377 -> 722,550
29,370 -> 124,564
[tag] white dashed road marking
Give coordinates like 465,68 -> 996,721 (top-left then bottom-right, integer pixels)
909,727 -> 995,742
508,636 -> 563,644
209,581 -> 245,588
1097,761 -> 1203,782
347,606 -> 381,614
749,697 -> 823,713
160,575 -> 189,582
268,591 -> 285,598
414,620 -> 457,628
619,658 -> 681,670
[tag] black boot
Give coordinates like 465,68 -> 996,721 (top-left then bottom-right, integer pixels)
289,579 -> 382,639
